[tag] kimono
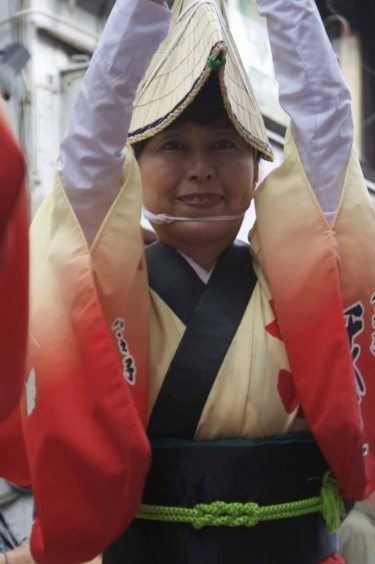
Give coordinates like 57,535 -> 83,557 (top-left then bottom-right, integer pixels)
26,133 -> 374,563
103,240 -> 339,564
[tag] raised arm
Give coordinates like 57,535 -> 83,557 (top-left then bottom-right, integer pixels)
58,0 -> 171,244
256,0 -> 354,218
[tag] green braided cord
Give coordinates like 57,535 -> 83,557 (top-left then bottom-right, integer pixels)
206,55 -> 225,70
137,472 -> 344,532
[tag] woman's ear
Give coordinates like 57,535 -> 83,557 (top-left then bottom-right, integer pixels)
252,158 -> 260,191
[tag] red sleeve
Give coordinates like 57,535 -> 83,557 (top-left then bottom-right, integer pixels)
0,110 -> 28,427
0,115 -> 25,242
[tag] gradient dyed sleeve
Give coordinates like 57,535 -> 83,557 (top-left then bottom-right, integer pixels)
253,127 -> 375,500
28,147 -> 151,563
257,0 -> 354,217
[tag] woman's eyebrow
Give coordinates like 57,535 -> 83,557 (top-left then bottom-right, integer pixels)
162,124 -> 184,133
210,128 -> 242,138
208,122 -> 238,132
157,128 -> 184,138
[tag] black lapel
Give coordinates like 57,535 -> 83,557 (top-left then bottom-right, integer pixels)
147,241 -> 257,439
146,242 -> 206,325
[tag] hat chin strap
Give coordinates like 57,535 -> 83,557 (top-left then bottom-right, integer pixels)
142,206 -> 244,225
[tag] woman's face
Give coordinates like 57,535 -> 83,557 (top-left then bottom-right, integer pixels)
138,119 -> 259,252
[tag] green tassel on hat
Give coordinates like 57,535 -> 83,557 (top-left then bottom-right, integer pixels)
207,54 -> 226,70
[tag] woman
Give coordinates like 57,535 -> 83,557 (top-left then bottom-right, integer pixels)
25,0 -> 374,562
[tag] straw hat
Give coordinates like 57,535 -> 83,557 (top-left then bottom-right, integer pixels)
128,0 -> 274,161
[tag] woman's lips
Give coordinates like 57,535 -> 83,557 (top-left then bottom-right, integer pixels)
176,193 -> 224,210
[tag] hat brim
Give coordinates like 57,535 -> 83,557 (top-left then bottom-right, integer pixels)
128,0 -> 274,162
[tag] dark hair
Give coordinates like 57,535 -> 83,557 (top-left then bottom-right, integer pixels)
132,73 -> 229,158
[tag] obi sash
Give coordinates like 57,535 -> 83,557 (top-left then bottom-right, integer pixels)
103,434 -> 339,564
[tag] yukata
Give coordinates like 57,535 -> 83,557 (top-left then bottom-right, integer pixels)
22,0 -> 374,562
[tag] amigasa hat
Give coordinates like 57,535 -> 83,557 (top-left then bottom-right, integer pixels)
128,0 -> 274,161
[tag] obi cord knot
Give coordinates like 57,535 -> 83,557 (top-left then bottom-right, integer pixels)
206,54 -> 225,70
136,472 -> 346,531
192,501 -> 260,529
321,471 -> 346,533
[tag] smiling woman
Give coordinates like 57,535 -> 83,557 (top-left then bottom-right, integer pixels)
134,72 -> 259,269
23,0 -> 375,563
138,116 -> 259,269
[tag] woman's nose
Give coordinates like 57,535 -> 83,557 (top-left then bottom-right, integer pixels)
186,153 -> 215,182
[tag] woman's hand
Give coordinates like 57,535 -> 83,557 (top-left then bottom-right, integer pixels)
1,544 -> 35,564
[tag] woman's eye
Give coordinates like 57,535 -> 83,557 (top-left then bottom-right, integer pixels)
212,139 -> 236,150
159,140 -> 185,151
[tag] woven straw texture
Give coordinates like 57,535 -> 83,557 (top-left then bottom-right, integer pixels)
128,0 -> 273,161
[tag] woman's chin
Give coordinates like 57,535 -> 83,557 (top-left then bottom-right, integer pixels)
155,219 -> 241,248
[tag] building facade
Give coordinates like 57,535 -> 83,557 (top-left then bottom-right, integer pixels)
1,0 -> 114,212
